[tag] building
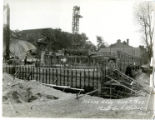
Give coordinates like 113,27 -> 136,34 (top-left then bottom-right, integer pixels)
98,39 -> 144,58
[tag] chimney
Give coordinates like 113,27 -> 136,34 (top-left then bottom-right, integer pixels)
117,39 -> 121,43
126,39 -> 129,45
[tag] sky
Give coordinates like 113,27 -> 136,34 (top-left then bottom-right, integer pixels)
3,0 -> 152,47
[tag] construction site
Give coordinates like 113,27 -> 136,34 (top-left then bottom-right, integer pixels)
2,2 -> 154,119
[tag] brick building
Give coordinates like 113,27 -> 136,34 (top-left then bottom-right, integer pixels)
98,39 -> 145,58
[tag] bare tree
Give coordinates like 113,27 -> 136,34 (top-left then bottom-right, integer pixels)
96,36 -> 106,51
135,1 -> 155,62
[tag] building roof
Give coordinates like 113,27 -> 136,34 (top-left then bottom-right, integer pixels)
99,40 -> 142,57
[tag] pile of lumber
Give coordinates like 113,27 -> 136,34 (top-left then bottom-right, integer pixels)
100,69 -> 150,99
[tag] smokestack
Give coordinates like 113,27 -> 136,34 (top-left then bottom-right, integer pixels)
117,39 -> 121,43
3,4 -> 10,60
126,39 -> 129,45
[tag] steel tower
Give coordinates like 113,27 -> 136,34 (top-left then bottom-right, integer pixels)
72,6 -> 82,34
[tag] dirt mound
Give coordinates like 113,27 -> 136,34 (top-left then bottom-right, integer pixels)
2,73 -> 68,104
8,39 -> 36,60
3,84 -> 58,104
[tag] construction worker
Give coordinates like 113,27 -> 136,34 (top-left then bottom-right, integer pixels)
106,58 -> 117,76
125,64 -> 133,78
24,55 -> 27,65
61,57 -> 67,67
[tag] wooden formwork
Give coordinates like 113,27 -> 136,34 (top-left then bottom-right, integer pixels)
3,50 -> 144,99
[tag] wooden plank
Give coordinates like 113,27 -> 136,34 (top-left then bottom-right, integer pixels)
106,75 -> 138,94
114,69 -> 135,82
77,89 -> 98,99
42,83 -> 84,91
13,67 -> 20,80
114,69 -> 149,93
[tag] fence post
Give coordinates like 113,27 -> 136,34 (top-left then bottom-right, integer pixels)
26,66 -> 28,80
32,66 -> 34,80
36,67 -> 38,81
52,68 -> 54,84
63,68 -> 65,86
84,69 -> 86,88
56,68 -> 58,85
29,66 -> 32,81
18,66 -> 20,79
8,65 -> 10,74
75,69 -> 77,88
92,69 -> 95,89
49,68 -> 51,84
39,67 -> 40,82
46,68 -> 48,84
42,68 -> 44,83
59,68 -> 61,85
71,69 -> 73,87
87,69 -> 90,86
21,66 -> 23,79
79,70 -> 81,88
23,66 -> 25,80
67,69 -> 69,86
20,66 -> 22,79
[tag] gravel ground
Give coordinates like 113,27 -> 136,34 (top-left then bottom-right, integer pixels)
2,73 -> 154,118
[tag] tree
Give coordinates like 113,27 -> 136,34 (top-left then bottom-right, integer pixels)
96,36 -> 106,50
11,30 -> 22,39
80,33 -> 88,47
72,33 -> 88,48
135,1 -> 154,62
84,41 -> 96,51
17,28 -> 89,51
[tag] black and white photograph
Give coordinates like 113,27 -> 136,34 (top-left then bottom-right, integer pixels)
2,0 -> 155,119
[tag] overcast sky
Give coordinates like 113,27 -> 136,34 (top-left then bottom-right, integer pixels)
4,0 -> 152,47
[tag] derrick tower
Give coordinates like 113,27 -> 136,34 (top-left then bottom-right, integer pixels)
72,6 -> 82,34
72,6 -> 82,47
